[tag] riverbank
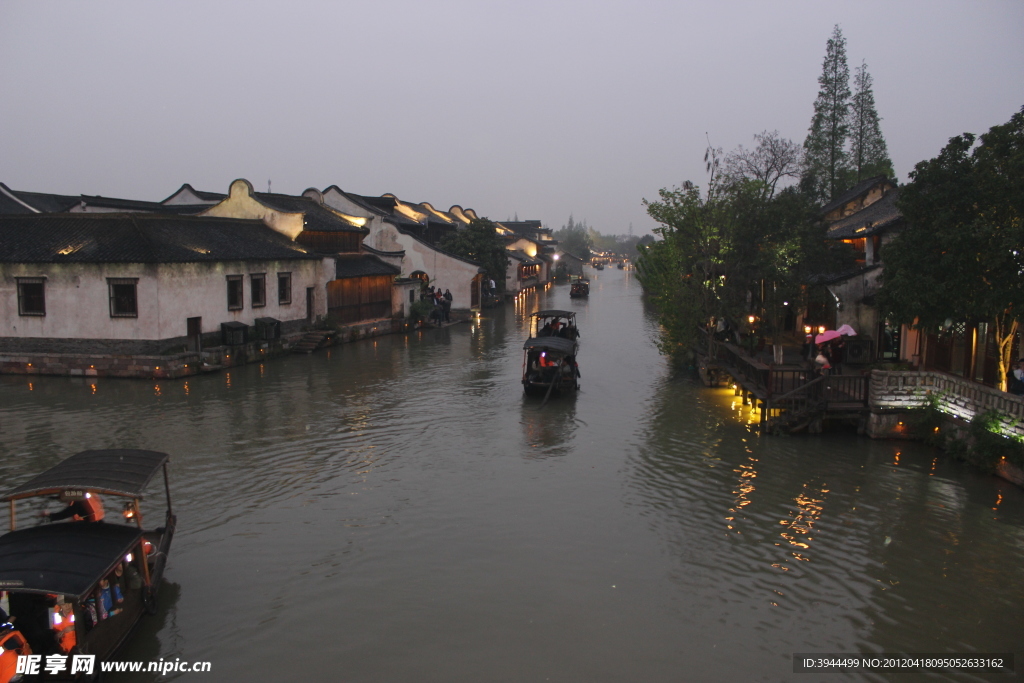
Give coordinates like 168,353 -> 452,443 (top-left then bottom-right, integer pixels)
0,314 -> 469,380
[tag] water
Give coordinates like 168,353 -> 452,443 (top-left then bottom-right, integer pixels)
1,268 -> 1022,682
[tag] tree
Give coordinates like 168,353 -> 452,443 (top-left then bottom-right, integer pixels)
801,25 -> 852,203
723,130 -> 803,199
554,215 -> 593,260
438,217 -> 510,292
848,61 -> 894,183
878,107 -> 1024,390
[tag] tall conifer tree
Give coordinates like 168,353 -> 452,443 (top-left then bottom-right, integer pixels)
801,25 -> 852,203
848,61 -> 894,182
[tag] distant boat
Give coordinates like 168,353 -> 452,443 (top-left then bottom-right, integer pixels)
594,262 -> 604,271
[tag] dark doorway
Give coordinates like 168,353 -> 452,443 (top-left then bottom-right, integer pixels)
187,317 -> 202,352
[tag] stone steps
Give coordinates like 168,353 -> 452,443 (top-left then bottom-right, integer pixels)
291,330 -> 329,354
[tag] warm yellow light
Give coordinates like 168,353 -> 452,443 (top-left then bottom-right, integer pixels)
748,315 -> 756,324
818,326 -> 826,334
804,325 -> 812,334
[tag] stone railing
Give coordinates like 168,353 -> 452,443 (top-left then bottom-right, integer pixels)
869,370 -> 1024,438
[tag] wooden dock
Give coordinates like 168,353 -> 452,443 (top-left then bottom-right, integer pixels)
696,332 -> 869,434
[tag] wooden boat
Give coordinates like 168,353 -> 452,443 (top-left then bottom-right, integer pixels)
616,261 -> 624,270
569,277 -> 590,298
0,450 -> 176,680
593,262 -> 604,271
522,310 -> 580,397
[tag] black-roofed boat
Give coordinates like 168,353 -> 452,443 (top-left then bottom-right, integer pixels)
0,450 -> 176,681
569,276 -> 590,298
523,310 -> 581,398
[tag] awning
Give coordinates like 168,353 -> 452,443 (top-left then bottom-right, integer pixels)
3,449 -> 169,501
0,523 -> 144,600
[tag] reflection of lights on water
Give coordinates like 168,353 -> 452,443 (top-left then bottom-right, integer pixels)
894,451 -> 901,466
28,382 -> 34,391
225,373 -> 232,389
993,492 -> 1003,511
776,483 -> 827,564
90,383 -> 97,395
259,363 -> 265,377
930,457 -> 937,475
154,385 -> 161,396
183,382 -> 189,396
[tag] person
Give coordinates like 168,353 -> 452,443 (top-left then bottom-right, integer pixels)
50,600 -> 76,653
489,278 -> 496,295
443,289 -> 452,302
538,322 -> 552,337
814,344 -> 832,376
42,492 -> 104,523
1008,359 -> 1024,395
830,337 -> 846,375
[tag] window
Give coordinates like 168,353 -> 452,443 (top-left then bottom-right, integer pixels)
108,278 -> 138,318
16,278 -> 45,316
227,275 -> 243,310
278,272 -> 292,305
251,274 -> 266,308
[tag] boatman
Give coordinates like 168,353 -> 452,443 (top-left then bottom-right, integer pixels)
42,492 -> 105,523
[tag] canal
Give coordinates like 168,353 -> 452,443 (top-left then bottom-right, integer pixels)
1,267 -> 1022,681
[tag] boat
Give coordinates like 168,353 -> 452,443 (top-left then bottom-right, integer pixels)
569,276 -> 590,298
616,261 -> 624,270
522,310 -> 580,397
593,262 -> 604,271
0,450 -> 176,680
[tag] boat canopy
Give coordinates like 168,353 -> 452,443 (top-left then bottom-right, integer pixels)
532,310 -> 575,319
0,523 -> 143,600
2,449 -> 170,501
523,337 -> 577,355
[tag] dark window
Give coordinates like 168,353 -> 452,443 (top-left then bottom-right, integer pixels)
227,275 -> 243,310
251,274 -> 266,308
108,278 -> 138,318
278,272 -> 292,305
16,278 -> 45,316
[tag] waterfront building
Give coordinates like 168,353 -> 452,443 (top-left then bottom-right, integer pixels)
316,185 -> 486,311
0,212 -> 324,370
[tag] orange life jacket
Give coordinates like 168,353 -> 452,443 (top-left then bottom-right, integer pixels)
51,605 -> 77,653
74,495 -> 104,522
0,629 -> 31,683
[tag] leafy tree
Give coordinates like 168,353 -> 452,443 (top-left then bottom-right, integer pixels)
553,215 -> 593,260
879,107 -> 1024,390
723,130 -> 803,199
848,61 -> 894,183
801,25 -> 852,203
438,217 -> 511,292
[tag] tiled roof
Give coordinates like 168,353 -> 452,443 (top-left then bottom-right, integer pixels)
253,193 -> 368,233
160,183 -> 226,204
0,183 -> 80,214
0,213 -> 318,264
819,175 -> 891,217
507,249 -> 542,266
827,189 -> 903,239
77,195 -> 209,214
334,254 -> 401,279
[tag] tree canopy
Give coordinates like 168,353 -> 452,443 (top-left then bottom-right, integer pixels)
801,25 -> 852,203
848,61 -> 894,183
438,218 -> 510,291
879,107 -> 1024,388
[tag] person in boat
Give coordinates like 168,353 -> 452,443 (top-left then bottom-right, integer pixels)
538,352 -> 559,381
560,355 -> 581,379
42,492 -> 105,523
538,322 -> 553,337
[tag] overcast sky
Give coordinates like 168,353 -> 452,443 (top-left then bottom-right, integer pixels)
2,0 -> 1022,235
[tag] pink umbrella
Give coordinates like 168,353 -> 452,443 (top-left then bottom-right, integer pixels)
815,330 -> 842,344
837,324 -> 857,336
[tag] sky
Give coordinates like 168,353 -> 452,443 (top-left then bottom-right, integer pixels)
1,0 -> 1022,236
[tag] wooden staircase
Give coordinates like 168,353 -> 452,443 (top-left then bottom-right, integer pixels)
291,330 -> 329,354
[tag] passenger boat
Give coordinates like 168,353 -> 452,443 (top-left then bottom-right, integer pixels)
522,310 -> 580,397
0,450 -> 176,681
593,262 -> 604,271
569,277 -> 590,298
616,261 -> 624,270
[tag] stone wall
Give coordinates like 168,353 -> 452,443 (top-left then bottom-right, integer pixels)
0,318 -> 404,379
868,370 -> 1024,439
